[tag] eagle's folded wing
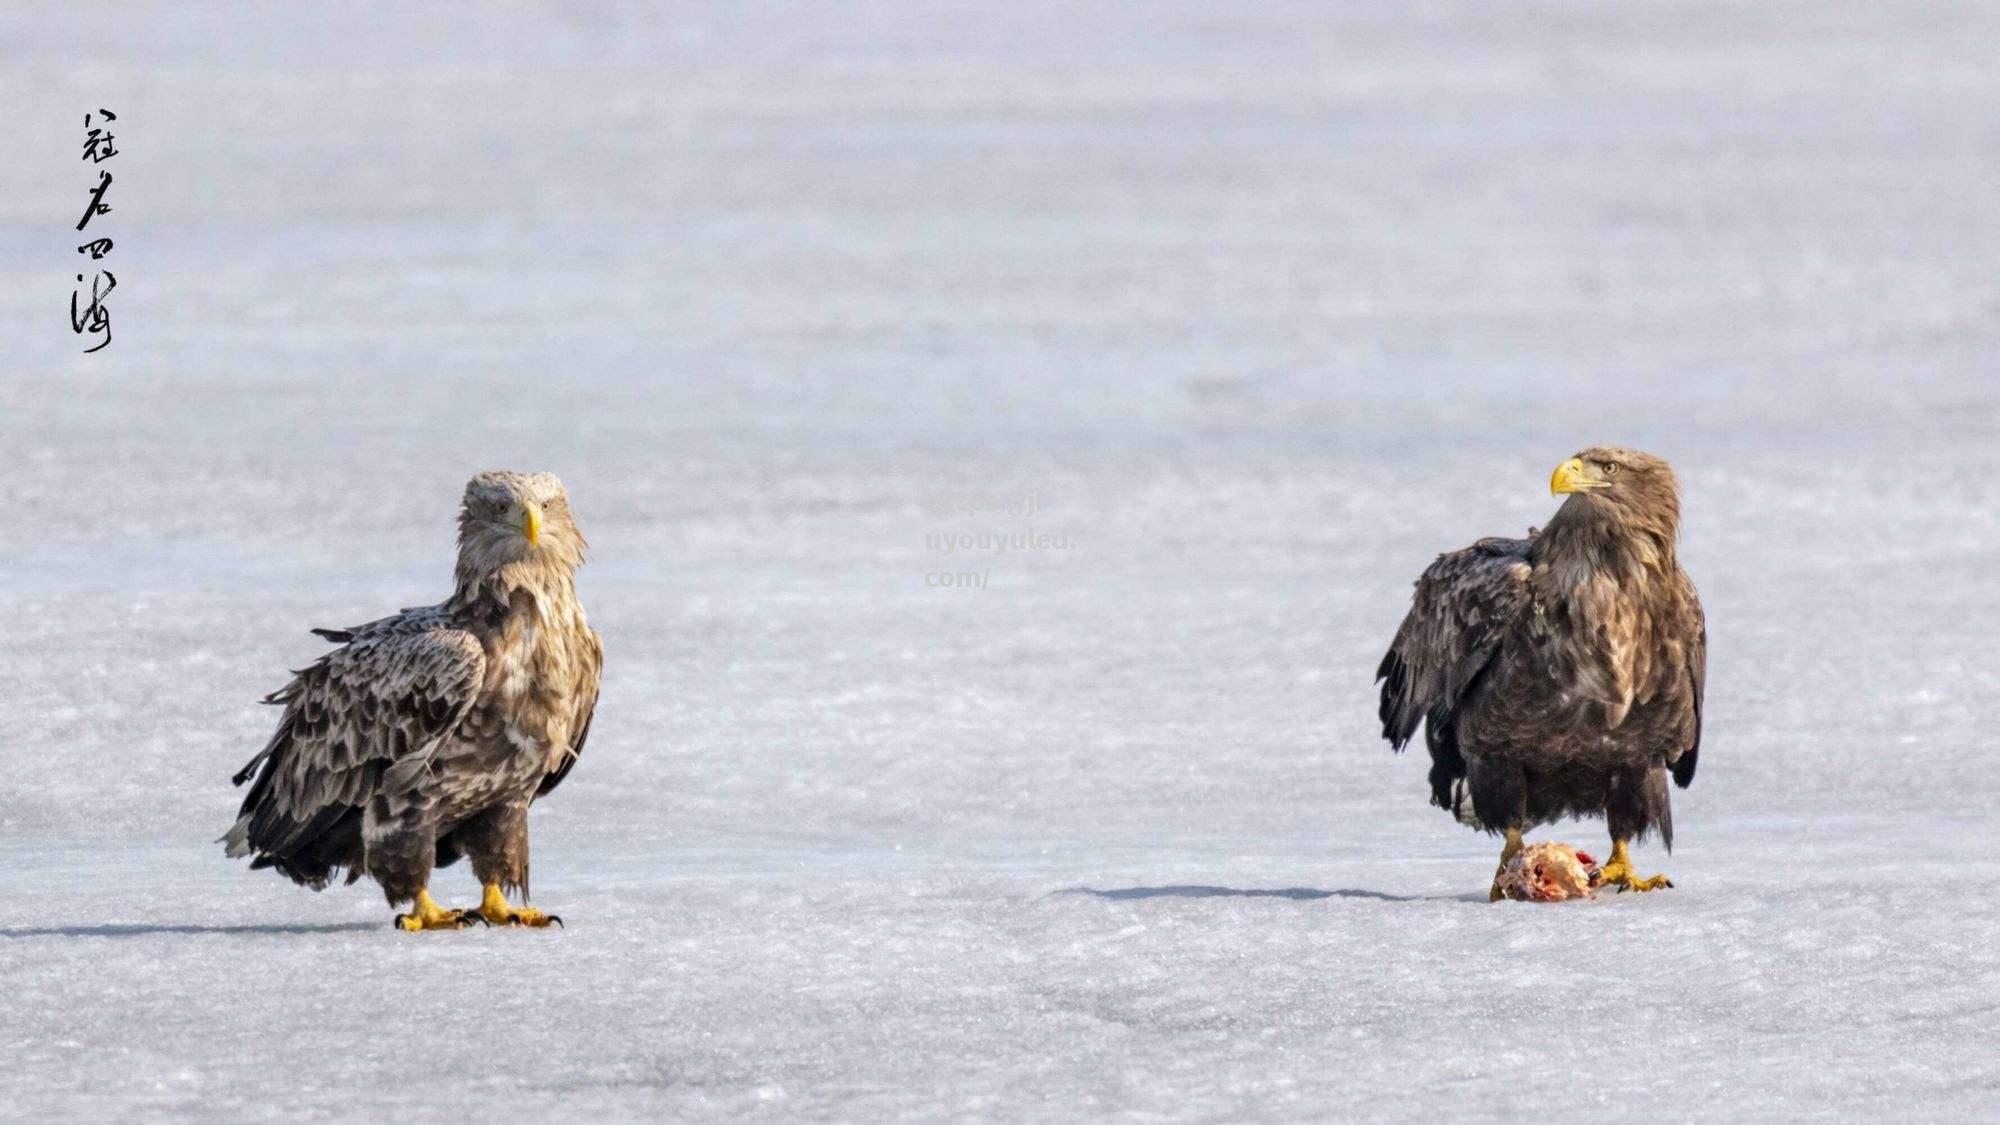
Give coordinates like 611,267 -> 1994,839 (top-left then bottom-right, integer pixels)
1672,575 -> 1705,788
224,617 -> 485,887
535,626 -> 602,798
1376,536 -> 1534,751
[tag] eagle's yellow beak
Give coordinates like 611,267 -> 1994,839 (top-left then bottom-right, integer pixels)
1550,458 -> 1591,495
518,503 -> 542,547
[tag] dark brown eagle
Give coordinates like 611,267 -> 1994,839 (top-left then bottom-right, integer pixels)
1376,447 -> 1706,898
224,471 -> 603,930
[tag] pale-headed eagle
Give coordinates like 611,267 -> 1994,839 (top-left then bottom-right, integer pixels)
1377,448 -> 1706,897
225,471 -> 603,930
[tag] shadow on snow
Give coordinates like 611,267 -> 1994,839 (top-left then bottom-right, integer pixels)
0,921 -> 381,938
1055,885 -> 1486,903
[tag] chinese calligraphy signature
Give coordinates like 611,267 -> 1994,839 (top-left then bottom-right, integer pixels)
72,108 -> 119,353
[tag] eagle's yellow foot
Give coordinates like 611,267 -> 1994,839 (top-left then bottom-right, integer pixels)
1489,827 -> 1525,902
1597,841 -> 1673,893
394,889 -> 483,932
475,883 -> 563,928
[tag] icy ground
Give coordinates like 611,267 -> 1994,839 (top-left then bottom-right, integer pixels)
4,2 -> 2000,1119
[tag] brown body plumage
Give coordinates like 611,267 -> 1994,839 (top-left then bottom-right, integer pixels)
224,471 -> 602,927
1376,447 -> 1706,893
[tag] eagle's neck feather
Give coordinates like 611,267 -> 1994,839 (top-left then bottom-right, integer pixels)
1529,494 -> 1683,719
448,558 -> 577,625
1533,495 -> 1678,594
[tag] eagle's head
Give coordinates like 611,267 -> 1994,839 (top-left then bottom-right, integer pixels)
1547,445 -> 1681,543
456,470 -> 587,584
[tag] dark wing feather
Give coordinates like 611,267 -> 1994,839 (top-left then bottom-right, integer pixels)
535,625 -> 603,798
1671,577 -> 1705,788
1376,537 -> 1534,806
224,610 -> 485,888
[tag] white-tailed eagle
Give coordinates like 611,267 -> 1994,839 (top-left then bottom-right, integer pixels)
225,471 -> 603,930
1377,448 -> 1706,897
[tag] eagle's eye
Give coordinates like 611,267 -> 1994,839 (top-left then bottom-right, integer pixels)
1602,462 -> 1620,477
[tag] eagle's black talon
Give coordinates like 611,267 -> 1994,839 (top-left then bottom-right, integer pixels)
548,914 -> 564,928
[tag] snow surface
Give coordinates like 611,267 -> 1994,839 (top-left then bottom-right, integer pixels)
4,1 -> 2000,1119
